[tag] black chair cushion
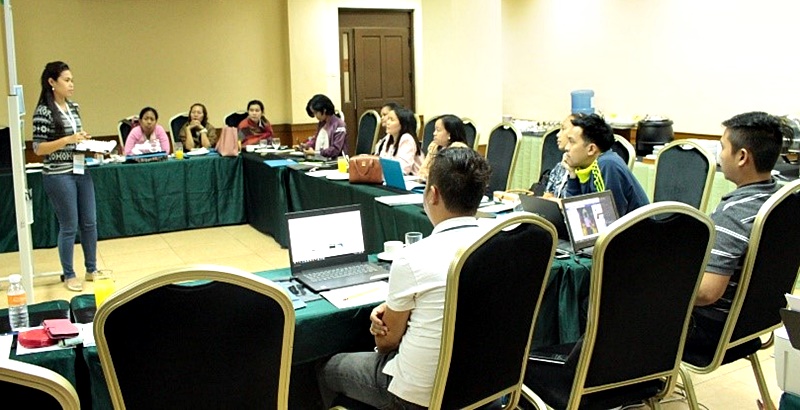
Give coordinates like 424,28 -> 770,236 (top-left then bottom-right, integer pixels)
682,337 -> 762,368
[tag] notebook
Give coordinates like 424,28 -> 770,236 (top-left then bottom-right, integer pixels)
560,191 -> 619,255
286,204 -> 389,292
380,157 -> 425,191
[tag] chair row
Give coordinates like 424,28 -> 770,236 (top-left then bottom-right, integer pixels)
115,111 -> 250,154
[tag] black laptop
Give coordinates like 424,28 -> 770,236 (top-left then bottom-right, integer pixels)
286,204 -> 389,292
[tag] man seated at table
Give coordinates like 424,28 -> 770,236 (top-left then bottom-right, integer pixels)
685,111 -> 785,354
562,113 -> 649,216
317,147 -> 491,409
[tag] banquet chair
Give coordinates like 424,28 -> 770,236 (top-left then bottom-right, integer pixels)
94,264 -> 295,409
116,115 -> 136,148
333,214 -> 558,409
413,113 -> 423,142
224,111 -> 248,128
610,134 -> 636,170
485,121 -> 522,193
679,179 -> 800,410
0,359 -> 80,410
169,112 -> 189,145
462,117 -> 479,150
355,109 -> 381,155
652,139 -> 715,212
421,115 -> 438,154
522,202 -> 715,410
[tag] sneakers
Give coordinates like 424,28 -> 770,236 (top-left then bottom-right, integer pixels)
85,271 -> 95,282
65,276 -> 83,292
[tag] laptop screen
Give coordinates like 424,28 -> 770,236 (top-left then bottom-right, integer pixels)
561,191 -> 619,251
286,204 -> 367,271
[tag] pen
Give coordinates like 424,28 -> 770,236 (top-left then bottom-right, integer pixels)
342,287 -> 381,301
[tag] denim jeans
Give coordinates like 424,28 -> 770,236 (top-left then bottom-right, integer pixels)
42,172 -> 98,279
318,351 -> 427,410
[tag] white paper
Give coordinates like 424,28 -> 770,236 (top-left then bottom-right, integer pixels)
786,293 -> 800,311
375,194 -> 424,206
79,323 -> 96,347
0,334 -> 12,361
321,281 -> 389,309
76,139 -> 117,154
306,169 -> 341,178
184,147 -> 209,156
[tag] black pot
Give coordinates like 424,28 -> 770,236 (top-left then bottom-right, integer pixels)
636,118 -> 674,156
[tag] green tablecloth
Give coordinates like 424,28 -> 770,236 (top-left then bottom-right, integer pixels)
0,155 -> 245,253
783,392 -> 800,410
242,153 -> 291,247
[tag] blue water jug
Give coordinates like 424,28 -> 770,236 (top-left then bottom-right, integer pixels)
571,90 -> 595,115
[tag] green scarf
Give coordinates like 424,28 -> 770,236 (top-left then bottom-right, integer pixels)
575,159 -> 605,193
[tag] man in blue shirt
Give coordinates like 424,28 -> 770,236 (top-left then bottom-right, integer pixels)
562,114 -> 649,216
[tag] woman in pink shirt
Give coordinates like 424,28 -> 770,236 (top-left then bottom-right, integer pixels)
123,107 -> 171,155
375,106 -> 423,175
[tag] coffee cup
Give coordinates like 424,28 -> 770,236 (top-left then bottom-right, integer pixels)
384,240 -> 403,255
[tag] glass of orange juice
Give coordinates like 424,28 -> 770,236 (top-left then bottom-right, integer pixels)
94,270 -> 115,307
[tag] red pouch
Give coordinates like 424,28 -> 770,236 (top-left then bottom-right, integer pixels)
43,319 -> 80,339
18,329 -> 56,348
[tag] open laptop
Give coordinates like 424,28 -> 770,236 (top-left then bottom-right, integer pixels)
380,157 -> 425,192
560,190 -> 619,256
518,195 -> 569,241
286,204 -> 389,292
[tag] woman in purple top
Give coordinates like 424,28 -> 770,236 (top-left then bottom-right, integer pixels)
123,107 -> 171,155
298,94 -> 347,159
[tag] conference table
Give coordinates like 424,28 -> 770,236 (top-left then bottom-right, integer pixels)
0,155 -> 245,253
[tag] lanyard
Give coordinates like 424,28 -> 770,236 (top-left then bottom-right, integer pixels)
57,102 -> 78,134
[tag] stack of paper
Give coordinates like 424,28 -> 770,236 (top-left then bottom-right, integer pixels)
321,281 -> 389,309
376,194 -> 424,206
76,139 -> 117,154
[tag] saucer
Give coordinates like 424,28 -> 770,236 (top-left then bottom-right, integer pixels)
377,252 -> 398,262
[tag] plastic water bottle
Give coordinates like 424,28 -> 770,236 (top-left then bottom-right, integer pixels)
7,274 -> 29,331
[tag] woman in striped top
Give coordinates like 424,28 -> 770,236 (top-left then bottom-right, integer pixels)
32,61 -> 99,292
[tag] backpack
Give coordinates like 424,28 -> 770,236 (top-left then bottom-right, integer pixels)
216,126 -> 240,157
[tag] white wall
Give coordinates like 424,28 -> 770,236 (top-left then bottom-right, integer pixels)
503,0 -> 800,135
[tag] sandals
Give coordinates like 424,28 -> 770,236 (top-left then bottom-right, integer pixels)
65,276 -> 83,292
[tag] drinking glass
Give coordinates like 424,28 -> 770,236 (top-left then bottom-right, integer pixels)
405,231 -> 423,246
94,270 -> 115,307
271,137 -> 281,150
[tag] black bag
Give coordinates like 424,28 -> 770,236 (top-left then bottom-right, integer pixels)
529,168 -> 551,197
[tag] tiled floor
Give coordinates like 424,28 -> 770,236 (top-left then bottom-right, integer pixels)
0,224 -> 793,409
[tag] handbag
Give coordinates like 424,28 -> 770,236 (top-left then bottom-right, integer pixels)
216,126 -> 240,157
349,155 -> 383,184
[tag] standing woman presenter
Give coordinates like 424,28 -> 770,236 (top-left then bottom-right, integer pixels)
32,61 -> 99,291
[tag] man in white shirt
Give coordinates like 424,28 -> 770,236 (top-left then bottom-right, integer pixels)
318,147 -> 491,409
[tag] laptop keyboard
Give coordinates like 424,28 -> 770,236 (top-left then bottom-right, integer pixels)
302,264 -> 381,283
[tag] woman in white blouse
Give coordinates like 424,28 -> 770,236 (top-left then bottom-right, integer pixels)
374,106 -> 423,175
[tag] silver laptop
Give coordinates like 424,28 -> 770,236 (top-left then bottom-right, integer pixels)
286,204 -> 388,292
560,191 -> 619,255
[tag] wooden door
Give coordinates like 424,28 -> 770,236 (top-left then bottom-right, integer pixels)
339,10 -> 414,155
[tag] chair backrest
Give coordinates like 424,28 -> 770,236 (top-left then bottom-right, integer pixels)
117,116 -> 136,146
462,117 -> 479,150
652,139 -> 716,212
421,115 -> 437,155
169,112 -> 189,143
413,113 -> 423,142
610,134 -> 636,170
566,202 -> 714,408
431,214 -> 557,409
94,265 -> 295,409
485,122 -> 522,193
0,359 -> 80,409
224,111 -> 248,128
540,126 -> 562,177
695,179 -> 800,371
355,109 -> 381,155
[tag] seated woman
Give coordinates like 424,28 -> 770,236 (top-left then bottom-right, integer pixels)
298,94 -> 347,159
418,114 -> 470,181
373,102 -> 401,155
123,107 -> 171,155
180,103 -> 217,150
374,106 -> 423,175
237,99 -> 274,146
